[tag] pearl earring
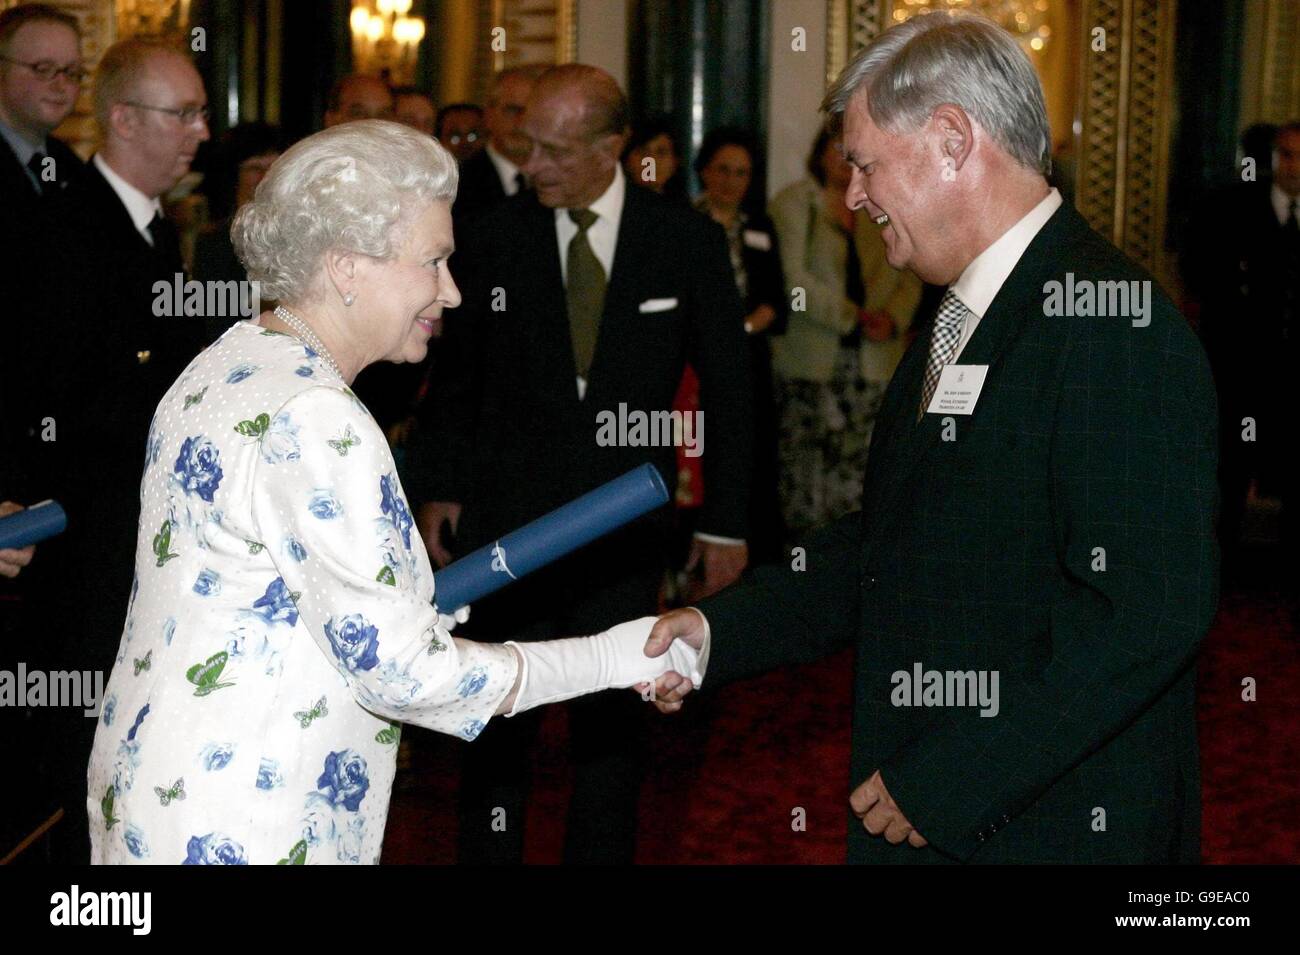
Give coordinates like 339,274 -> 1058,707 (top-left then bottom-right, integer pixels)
343,292 -> 355,306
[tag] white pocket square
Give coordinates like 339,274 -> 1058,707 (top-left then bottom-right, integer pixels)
638,297 -> 678,313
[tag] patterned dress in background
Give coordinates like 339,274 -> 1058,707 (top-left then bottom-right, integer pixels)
87,320 -> 517,865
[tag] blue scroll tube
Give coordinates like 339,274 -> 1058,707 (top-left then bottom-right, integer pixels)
0,499 -> 67,550
432,464 -> 669,614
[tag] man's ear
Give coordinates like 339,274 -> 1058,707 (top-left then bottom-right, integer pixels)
931,103 -> 974,174
601,129 -> 630,164
108,102 -> 138,143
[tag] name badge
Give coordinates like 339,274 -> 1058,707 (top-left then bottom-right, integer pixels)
742,229 -> 771,251
925,364 -> 989,416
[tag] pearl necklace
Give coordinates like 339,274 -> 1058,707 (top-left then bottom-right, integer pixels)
273,305 -> 343,380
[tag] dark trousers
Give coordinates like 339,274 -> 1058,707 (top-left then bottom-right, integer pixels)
454,528 -> 663,864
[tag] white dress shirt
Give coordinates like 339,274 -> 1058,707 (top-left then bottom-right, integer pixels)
485,144 -> 524,197
94,153 -> 163,246
1272,182 -> 1298,227
949,187 -> 1063,360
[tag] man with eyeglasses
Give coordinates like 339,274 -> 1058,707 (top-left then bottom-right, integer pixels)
13,37 -> 212,864
0,3 -> 85,209
451,65 -> 546,223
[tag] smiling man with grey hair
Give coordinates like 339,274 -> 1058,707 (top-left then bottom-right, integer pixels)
642,11 -> 1219,865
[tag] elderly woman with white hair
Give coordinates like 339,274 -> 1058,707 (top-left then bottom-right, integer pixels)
87,120 -> 698,865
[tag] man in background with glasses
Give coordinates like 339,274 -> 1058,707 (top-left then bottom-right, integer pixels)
0,3 -> 85,210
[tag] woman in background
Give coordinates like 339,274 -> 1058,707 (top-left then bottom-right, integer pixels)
691,127 -> 786,567
769,128 -> 922,539
622,115 -> 688,205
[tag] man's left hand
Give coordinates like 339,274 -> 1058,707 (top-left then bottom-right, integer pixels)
850,769 -> 927,847
685,539 -> 747,601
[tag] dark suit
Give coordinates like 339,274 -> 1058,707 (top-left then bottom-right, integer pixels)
408,181 -> 752,863
1186,181 -> 1299,567
451,147 -> 509,224
696,201 -> 1219,864
12,159 -> 207,862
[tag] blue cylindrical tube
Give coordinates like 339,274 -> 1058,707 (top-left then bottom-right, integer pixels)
432,464 -> 669,613
0,500 -> 67,550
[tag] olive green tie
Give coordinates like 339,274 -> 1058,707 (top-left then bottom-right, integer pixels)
566,207 -> 606,379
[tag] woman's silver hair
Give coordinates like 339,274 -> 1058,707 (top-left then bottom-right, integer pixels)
822,12 -> 1052,176
232,119 -> 458,302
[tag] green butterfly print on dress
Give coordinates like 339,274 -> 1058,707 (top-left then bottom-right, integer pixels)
245,539 -> 265,555
375,723 -> 401,748
133,650 -> 152,675
276,839 -> 308,865
375,565 -> 396,586
327,425 -> 361,456
153,520 -> 178,567
234,413 -> 271,440
101,786 -> 119,831
186,651 -> 235,696
294,696 -> 327,728
154,778 -> 185,806
183,386 -> 208,409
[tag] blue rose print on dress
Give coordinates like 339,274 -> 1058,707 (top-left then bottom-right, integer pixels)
124,824 -> 150,859
173,436 -> 224,503
250,577 -> 300,626
256,757 -> 284,790
457,666 -> 488,698
126,704 -> 150,742
308,489 -> 342,520
260,412 -> 301,465
324,614 -> 380,672
162,617 -> 176,646
295,365 -> 314,377
200,742 -> 235,771
315,749 -> 370,812
182,832 -> 248,865
225,363 -> 258,384
284,536 -> 307,562
192,568 -> 221,597
101,694 -> 117,726
379,473 -> 414,549
460,719 -> 485,741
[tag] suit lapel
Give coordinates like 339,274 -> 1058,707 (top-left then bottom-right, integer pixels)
864,203 -> 1079,541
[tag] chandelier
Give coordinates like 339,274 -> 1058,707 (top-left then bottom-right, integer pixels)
890,0 -> 1053,53
350,0 -> 427,86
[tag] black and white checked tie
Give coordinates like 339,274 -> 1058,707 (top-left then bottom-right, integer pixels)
918,289 -> 969,420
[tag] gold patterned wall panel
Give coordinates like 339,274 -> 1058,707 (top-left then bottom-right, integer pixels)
1240,0 -> 1300,129
1075,0 -> 1177,283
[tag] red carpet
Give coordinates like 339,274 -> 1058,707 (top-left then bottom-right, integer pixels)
383,576 -> 1299,865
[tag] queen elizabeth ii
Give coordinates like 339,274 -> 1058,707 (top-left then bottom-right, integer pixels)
87,120 -> 699,865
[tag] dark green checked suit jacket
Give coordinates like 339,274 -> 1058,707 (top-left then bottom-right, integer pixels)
696,200 -> 1219,864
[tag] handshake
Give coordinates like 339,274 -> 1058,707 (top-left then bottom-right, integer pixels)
485,608 -> 712,718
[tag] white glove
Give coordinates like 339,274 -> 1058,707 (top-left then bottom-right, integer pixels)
505,616 -> 702,717
436,603 -> 471,632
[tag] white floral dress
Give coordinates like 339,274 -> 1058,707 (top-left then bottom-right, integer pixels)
87,319 -> 517,865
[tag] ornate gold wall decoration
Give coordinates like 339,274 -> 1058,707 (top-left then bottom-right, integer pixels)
1239,0 -> 1300,128
1075,0 -> 1177,284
